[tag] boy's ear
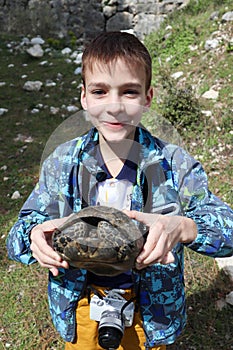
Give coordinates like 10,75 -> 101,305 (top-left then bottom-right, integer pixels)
81,85 -> 87,110
145,87 -> 153,108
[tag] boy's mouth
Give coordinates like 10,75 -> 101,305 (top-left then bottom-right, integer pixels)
102,121 -> 126,129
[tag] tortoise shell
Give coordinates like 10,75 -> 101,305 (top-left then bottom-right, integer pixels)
52,206 -> 144,276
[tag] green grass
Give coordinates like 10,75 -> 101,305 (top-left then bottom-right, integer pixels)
0,36 -> 82,349
1,1 -> 233,348
1,263 -> 64,350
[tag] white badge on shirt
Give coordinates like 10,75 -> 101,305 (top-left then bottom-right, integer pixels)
96,178 -> 133,210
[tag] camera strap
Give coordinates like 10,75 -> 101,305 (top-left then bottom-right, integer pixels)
87,284 -> 141,317
86,285 -> 104,304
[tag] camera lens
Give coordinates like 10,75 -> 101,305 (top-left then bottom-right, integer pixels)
98,326 -> 123,349
98,310 -> 124,349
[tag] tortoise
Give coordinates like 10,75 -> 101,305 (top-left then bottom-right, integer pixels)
52,206 -> 144,276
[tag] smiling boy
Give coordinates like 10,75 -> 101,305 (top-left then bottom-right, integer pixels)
7,32 -> 233,350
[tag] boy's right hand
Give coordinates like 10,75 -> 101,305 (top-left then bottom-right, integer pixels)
30,218 -> 69,276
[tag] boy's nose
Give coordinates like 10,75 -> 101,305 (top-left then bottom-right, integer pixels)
105,102 -> 124,117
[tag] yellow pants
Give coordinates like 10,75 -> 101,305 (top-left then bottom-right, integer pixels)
65,286 -> 166,350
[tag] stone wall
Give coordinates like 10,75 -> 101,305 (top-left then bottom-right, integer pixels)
0,0 -> 190,41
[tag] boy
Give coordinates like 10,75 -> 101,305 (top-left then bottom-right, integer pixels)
7,32 -> 233,350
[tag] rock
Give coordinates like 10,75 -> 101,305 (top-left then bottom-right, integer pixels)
103,5 -> 117,18
189,44 -> 198,51
171,71 -> 184,79
0,108 -> 8,116
204,39 -> 219,51
226,291 -> 233,306
201,110 -> 212,117
45,80 -> 56,87
67,105 -> 79,113
31,108 -> 40,114
165,25 -> 172,31
215,298 -> 227,310
222,11 -> 233,22
14,134 -> 34,143
121,29 -> 136,35
11,191 -> 21,199
23,80 -> 43,92
215,256 -> 233,282
26,44 -> 44,58
202,89 -> 219,100
0,82 -> 6,87
57,73 -> 63,80
74,67 -> 82,75
107,12 -> 133,32
209,11 -> 219,20
21,37 -> 30,45
0,0 -> 190,41
50,106 -> 60,115
73,52 -> 83,65
70,51 -> 78,59
134,13 -> 164,38
61,47 -> 72,55
31,36 -> 45,45
24,136 -> 34,143
39,60 -> 49,66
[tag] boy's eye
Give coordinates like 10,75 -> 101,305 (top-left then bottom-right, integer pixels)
124,89 -> 139,96
92,89 -> 106,95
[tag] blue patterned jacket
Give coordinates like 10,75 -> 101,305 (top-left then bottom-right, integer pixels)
7,127 -> 233,347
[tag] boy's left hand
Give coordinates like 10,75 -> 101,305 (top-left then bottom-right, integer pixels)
124,210 -> 197,269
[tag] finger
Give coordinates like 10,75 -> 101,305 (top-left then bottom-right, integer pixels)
49,267 -> 60,276
30,221 -> 70,271
31,237 -> 62,262
31,241 -> 70,268
38,217 -> 69,233
138,247 -> 175,267
135,251 -> 174,270
136,220 -> 165,263
123,210 -> 159,227
32,250 -> 69,269
31,225 -> 61,257
136,235 -> 158,263
32,250 -> 61,266
49,265 -> 70,277
137,223 -> 175,265
160,251 -> 175,264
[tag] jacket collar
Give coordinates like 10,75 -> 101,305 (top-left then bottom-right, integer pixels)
79,126 -> 166,175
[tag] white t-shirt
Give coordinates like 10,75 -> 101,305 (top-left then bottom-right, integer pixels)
96,178 -> 133,210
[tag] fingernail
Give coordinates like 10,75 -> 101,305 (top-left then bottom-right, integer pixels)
135,263 -> 143,270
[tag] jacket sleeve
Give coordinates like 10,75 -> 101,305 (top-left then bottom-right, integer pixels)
170,146 -> 233,257
6,136 -> 84,265
7,149 -> 64,265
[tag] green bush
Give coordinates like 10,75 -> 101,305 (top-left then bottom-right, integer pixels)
155,69 -> 202,133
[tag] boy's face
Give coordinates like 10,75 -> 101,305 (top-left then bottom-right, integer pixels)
81,58 -> 153,142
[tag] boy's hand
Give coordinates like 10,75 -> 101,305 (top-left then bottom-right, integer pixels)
124,210 -> 197,269
30,218 -> 70,276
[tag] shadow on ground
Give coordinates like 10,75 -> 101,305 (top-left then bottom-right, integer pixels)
168,269 -> 233,350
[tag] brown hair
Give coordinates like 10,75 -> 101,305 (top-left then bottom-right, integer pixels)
81,31 -> 152,92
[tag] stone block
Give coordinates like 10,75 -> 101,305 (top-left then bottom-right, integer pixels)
215,256 -> 233,282
106,12 -> 134,31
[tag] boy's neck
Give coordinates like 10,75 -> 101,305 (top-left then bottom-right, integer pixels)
99,133 -> 135,178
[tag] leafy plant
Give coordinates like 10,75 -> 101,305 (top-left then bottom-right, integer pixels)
153,68 -> 203,133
